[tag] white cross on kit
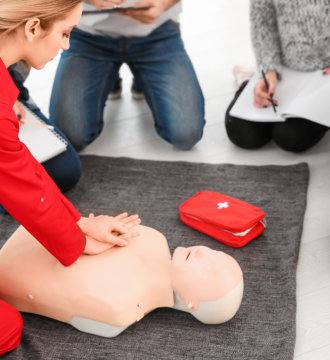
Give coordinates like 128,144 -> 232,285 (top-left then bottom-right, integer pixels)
217,202 -> 229,210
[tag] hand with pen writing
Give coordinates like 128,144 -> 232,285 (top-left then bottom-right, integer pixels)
84,0 -> 125,11
254,70 -> 278,111
78,212 -> 141,255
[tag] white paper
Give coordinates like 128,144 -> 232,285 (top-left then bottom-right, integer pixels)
230,67 -> 330,127
18,105 -> 67,163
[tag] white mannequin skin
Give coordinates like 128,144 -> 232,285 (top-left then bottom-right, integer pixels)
0,225 -> 243,337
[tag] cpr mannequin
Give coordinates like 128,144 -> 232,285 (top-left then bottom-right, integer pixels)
0,225 -> 243,337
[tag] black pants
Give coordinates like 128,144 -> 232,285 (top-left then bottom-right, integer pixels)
225,81 -> 329,152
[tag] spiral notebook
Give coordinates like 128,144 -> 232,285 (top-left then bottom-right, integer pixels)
18,104 -> 68,163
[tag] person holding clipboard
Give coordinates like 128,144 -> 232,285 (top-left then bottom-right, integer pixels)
225,0 -> 330,152
49,0 -> 205,152
0,1 -> 140,356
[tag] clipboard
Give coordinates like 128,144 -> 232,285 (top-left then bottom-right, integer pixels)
82,6 -> 153,15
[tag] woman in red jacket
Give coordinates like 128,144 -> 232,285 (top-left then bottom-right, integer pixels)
0,0 -> 137,356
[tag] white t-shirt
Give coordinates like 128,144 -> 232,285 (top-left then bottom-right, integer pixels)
78,0 -> 182,38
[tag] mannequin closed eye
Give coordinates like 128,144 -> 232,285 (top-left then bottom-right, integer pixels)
171,246 -> 243,307
185,250 -> 191,260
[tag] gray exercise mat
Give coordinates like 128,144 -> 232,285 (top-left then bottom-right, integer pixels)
0,156 -> 309,360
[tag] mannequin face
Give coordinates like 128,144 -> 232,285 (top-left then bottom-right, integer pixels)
171,246 -> 243,310
22,3 -> 82,69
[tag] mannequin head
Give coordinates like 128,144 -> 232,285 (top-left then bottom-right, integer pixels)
172,246 -> 243,324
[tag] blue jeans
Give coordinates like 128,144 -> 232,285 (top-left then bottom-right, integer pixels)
49,20 -> 205,151
0,99 -> 82,214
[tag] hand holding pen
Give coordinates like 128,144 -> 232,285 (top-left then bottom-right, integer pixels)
13,100 -> 54,130
13,101 -> 26,125
19,118 -> 54,130
253,70 -> 278,114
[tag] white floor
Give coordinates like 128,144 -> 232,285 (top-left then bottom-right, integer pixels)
25,1 -> 330,359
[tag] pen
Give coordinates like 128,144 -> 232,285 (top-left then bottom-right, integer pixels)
20,118 -> 54,131
261,70 -> 277,115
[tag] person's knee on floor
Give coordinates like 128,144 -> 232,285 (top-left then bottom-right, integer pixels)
0,301 -> 23,356
272,118 -> 329,152
224,80 -> 272,149
157,115 -> 204,150
174,135 -> 202,150
159,129 -> 202,150
225,115 -> 272,149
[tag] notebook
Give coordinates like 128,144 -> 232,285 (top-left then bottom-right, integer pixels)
229,67 -> 330,127
18,104 -> 68,163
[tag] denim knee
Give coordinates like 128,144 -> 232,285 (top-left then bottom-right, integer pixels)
43,148 -> 82,193
67,135 -> 86,152
172,129 -> 203,150
160,118 -> 204,150
56,158 -> 82,193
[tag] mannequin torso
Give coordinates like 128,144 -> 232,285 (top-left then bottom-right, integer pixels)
0,225 -> 243,337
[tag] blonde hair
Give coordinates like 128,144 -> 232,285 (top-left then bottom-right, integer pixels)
0,0 -> 82,34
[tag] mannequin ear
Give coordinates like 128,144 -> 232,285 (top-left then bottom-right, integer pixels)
186,301 -> 198,311
24,18 -> 42,42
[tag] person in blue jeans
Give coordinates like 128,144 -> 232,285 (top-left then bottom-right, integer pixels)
49,0 -> 205,151
0,62 -> 82,214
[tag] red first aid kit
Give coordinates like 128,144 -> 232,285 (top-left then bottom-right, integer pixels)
179,191 -> 266,247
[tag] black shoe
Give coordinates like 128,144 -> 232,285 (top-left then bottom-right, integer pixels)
109,77 -> 122,100
131,79 -> 144,100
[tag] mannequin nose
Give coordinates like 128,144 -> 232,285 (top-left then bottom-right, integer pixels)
192,247 -> 204,259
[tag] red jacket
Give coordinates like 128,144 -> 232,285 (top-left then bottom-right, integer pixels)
0,58 -> 85,266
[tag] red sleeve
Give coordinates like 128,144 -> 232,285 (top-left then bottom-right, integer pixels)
0,103 -> 86,266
